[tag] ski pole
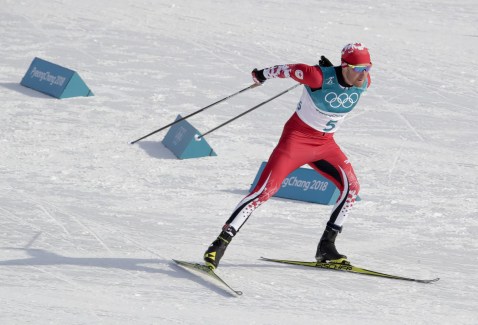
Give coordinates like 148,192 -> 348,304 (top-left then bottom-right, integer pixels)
195,83 -> 300,141
130,83 -> 260,144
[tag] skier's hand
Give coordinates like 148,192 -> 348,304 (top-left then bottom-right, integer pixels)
319,55 -> 333,67
251,68 -> 266,85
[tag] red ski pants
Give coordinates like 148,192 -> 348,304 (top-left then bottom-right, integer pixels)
226,113 -> 359,233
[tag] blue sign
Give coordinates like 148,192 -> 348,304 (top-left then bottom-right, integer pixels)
250,162 -> 360,205
162,115 -> 217,159
20,57 -> 93,99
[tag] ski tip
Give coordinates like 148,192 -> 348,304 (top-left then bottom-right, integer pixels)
172,259 -> 183,266
172,259 -> 193,267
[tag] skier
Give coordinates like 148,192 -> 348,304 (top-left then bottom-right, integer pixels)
204,43 -> 372,269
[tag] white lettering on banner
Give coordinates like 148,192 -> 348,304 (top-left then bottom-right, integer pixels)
282,176 -> 329,191
30,67 -> 67,87
172,126 -> 187,145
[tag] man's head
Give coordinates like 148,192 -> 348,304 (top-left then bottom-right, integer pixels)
340,43 -> 372,87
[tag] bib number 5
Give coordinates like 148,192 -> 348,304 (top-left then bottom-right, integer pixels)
323,120 -> 338,132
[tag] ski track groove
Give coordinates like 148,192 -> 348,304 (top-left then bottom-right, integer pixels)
391,69 -> 473,114
36,204 -> 72,236
28,265 -> 82,289
26,265 -> 115,323
17,192 -> 114,253
387,137 -> 407,185
0,206 -> 44,233
11,193 -> 166,277
122,235 -> 166,259
8,191 -> 165,262
394,111 -> 425,142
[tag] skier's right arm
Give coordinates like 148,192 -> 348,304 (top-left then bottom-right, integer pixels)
251,64 -> 324,88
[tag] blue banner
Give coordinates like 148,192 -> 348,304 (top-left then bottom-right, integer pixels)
162,115 -> 217,159
250,162 -> 344,205
21,57 -> 93,99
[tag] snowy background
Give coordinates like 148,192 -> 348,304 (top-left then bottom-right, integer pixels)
1,0 -> 477,324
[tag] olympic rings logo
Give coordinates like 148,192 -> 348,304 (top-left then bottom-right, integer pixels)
324,92 -> 359,109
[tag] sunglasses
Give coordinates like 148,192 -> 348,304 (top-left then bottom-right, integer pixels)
347,63 -> 372,73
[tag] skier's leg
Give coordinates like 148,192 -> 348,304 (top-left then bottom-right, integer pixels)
204,138 -> 305,269
311,159 -> 360,229
309,143 -> 360,263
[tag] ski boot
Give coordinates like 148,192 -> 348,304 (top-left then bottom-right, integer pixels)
315,223 -> 349,264
204,227 -> 235,269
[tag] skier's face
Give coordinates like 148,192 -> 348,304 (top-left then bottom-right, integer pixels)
342,64 -> 371,87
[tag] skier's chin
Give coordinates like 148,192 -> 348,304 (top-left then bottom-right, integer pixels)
354,79 -> 366,87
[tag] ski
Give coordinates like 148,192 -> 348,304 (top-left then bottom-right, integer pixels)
172,259 -> 243,296
260,257 -> 439,284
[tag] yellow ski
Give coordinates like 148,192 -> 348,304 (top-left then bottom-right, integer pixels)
260,257 -> 439,283
173,259 -> 243,296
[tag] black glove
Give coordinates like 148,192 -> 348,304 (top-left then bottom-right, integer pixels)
251,68 -> 267,85
318,55 -> 333,67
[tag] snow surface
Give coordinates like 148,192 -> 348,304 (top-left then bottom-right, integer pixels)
1,0 -> 477,324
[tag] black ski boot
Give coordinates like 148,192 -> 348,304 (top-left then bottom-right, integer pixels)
315,224 -> 348,264
204,227 -> 235,269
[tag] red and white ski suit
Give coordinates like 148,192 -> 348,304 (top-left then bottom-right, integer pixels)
225,64 -> 370,234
